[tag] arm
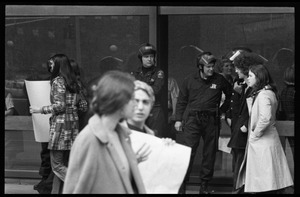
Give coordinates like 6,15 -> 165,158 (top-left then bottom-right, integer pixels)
42,78 -> 66,114
175,78 -> 189,121
29,78 -> 66,114
174,78 -> 189,131
252,91 -> 273,138
220,77 -> 232,114
77,91 -> 88,112
170,79 -> 180,116
5,92 -> 15,116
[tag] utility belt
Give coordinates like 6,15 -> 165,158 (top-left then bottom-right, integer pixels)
188,110 -> 217,117
186,109 -> 219,126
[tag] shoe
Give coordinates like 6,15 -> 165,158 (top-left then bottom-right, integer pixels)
199,182 -> 210,194
33,179 -> 45,191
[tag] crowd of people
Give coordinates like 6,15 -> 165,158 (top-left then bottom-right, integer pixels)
12,43 -> 292,194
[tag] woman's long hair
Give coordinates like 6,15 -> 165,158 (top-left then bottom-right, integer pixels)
249,64 -> 278,99
48,54 -> 79,93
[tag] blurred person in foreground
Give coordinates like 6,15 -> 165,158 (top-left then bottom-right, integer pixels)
63,71 -> 146,194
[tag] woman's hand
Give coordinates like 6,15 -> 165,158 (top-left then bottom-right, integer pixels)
161,138 -> 175,146
135,142 -> 151,163
29,106 -> 42,114
240,125 -> 248,133
174,121 -> 182,132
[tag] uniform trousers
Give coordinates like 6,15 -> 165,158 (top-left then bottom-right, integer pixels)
176,114 -> 219,184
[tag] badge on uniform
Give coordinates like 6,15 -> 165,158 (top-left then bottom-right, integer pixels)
157,70 -> 164,78
210,84 -> 217,89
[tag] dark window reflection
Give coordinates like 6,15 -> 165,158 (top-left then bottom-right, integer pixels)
168,14 -> 294,94
5,15 -> 149,176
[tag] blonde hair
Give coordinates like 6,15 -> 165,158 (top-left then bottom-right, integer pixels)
134,80 -> 155,106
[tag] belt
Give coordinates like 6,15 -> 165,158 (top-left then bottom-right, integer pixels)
189,110 -> 216,117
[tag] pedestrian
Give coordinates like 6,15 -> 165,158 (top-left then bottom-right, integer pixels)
277,65 -> 294,158
125,80 -> 175,145
26,62 -> 54,194
5,89 -> 24,169
126,80 -> 156,136
219,57 -> 235,86
174,51 -> 232,194
131,43 -> 166,137
236,64 -> 294,193
63,70 -> 146,194
29,54 -> 88,193
167,77 -> 179,140
69,59 -> 88,131
225,51 -> 265,193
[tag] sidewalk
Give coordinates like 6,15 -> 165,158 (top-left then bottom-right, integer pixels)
5,178 -> 39,194
5,177 -> 232,194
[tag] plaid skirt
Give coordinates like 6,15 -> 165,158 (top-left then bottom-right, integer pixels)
48,113 -> 79,150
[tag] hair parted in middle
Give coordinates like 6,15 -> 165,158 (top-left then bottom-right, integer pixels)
48,53 -> 79,93
134,80 -> 155,107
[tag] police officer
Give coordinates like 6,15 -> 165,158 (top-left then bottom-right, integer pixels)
132,43 -> 166,137
174,51 -> 232,194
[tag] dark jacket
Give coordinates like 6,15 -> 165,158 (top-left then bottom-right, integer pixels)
132,66 -> 165,107
227,85 -> 252,149
175,71 -> 232,121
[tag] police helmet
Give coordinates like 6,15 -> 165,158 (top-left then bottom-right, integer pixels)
196,52 -> 217,70
137,43 -> 156,60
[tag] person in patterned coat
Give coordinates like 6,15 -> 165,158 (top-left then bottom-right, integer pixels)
29,54 -> 88,193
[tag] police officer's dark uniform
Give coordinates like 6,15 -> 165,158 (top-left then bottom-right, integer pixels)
132,43 -> 166,137
175,52 -> 232,194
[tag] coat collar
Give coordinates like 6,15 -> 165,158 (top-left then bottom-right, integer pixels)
88,114 -> 132,144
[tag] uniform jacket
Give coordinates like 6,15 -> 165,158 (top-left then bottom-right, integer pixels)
236,86 -> 293,192
227,85 -> 251,149
63,114 -> 146,194
133,66 -> 165,107
42,76 -> 88,150
175,71 -> 232,121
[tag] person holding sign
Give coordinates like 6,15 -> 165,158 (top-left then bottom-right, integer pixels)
29,54 -> 88,193
125,80 -> 174,162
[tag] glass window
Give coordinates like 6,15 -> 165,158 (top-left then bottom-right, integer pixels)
5,6 -> 152,178
167,9 -> 294,183
168,13 -> 294,93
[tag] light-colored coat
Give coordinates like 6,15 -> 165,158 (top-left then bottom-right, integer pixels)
63,114 -> 146,194
236,87 -> 293,192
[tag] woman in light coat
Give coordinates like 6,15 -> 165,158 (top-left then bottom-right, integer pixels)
236,64 -> 293,193
63,71 -> 146,194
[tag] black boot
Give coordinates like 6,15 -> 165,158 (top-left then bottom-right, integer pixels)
33,177 -> 47,191
199,181 -> 210,194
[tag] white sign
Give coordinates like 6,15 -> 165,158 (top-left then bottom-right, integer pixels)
130,130 -> 191,194
25,80 -> 51,142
